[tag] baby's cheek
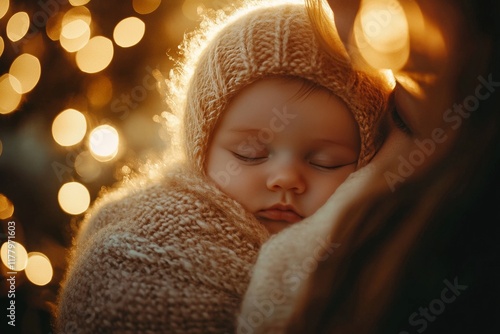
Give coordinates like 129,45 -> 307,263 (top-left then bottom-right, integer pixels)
309,170 -> 355,214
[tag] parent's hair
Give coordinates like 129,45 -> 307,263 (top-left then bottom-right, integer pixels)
286,0 -> 500,333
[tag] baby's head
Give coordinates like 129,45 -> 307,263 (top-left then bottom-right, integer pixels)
178,2 -> 389,233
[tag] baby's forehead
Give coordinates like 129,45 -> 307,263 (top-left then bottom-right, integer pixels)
241,75 -> 341,100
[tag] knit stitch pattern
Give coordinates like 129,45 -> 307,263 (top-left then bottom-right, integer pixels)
181,3 -> 389,171
56,166 -> 269,333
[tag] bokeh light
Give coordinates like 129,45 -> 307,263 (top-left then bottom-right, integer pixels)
359,0 -> 408,53
0,193 -> 15,220
6,11 -> 30,42
89,125 -> 120,162
58,182 -> 91,215
9,53 -> 42,94
75,150 -> 102,181
25,252 -> 53,286
1,241 -> 28,272
63,6 -> 92,27
113,17 -> 145,48
76,36 -> 114,73
86,75 -> 113,107
46,12 -> 64,41
0,0 -> 9,20
60,6 -> 92,52
133,0 -> 161,15
60,19 -> 91,52
354,0 -> 410,70
52,108 -> 88,147
0,74 -> 22,115
69,0 -> 91,5
0,36 -> 4,57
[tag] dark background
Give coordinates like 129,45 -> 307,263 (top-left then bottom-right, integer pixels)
0,0 -> 231,332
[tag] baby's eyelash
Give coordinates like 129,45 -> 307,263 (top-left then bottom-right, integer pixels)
391,107 -> 412,135
231,152 -> 266,163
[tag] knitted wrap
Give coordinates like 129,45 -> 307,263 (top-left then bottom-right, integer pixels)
56,166 -> 269,333
182,3 -> 389,171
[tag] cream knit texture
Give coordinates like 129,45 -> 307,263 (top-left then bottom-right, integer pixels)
56,166 -> 269,333
180,3 -> 389,171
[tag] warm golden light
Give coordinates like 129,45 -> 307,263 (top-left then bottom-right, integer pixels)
133,0 -> 161,15
113,17 -> 145,48
0,36 -> 4,57
75,151 -> 102,181
52,108 -> 87,147
0,139 -> 3,158
86,75 -> 113,107
25,252 -> 53,286
1,241 -> 28,272
380,69 -> 396,90
360,0 -> 408,53
69,0 -> 91,5
89,125 -> 120,162
63,6 -> 92,26
60,19 -> 91,52
61,18 -> 90,40
0,74 -> 22,115
9,54 -> 42,94
76,36 -> 114,73
46,12 -> 64,41
6,11 -> 30,42
0,193 -> 14,220
58,182 -> 91,215
354,0 -> 410,70
0,0 -> 9,20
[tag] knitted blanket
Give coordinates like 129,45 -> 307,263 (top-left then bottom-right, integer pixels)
237,205 -> 341,333
56,166 -> 269,333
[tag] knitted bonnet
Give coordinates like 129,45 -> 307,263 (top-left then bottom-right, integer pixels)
178,2 -> 389,172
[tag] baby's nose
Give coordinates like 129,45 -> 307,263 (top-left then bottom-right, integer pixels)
266,162 -> 306,194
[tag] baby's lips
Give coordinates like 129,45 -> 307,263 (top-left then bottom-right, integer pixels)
256,209 -> 303,224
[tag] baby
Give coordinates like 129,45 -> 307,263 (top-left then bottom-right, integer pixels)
179,1 -> 389,234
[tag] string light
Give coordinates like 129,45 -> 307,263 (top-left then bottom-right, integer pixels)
89,125 -> 120,162
1,241 -> 28,272
113,17 -> 145,48
0,0 -> 9,20
0,193 -> 14,220
52,108 -> 88,147
46,12 -> 64,41
133,0 -> 161,15
354,0 -> 410,70
69,0 -> 91,6
58,182 -> 91,215
9,53 -> 42,94
25,252 -> 53,286
0,74 -> 22,115
6,11 -> 30,42
0,36 -> 4,57
76,36 -> 114,73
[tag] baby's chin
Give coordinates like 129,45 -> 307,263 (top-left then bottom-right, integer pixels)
257,218 -> 301,235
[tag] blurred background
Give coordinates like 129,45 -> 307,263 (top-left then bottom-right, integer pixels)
0,0 -> 233,332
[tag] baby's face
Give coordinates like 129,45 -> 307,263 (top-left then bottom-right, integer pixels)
206,77 -> 360,234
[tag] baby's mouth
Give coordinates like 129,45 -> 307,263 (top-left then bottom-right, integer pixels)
255,204 -> 303,224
